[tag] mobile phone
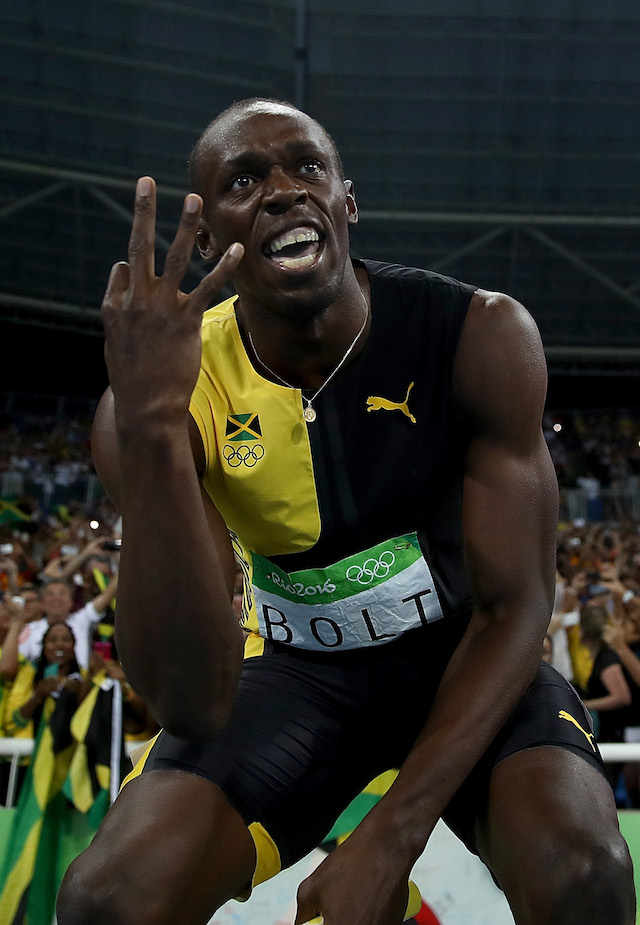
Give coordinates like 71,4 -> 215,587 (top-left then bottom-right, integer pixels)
0,543 -> 14,555
92,641 -> 113,660
44,663 -> 59,678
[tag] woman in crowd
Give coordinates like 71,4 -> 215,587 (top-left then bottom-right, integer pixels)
5,622 -> 84,743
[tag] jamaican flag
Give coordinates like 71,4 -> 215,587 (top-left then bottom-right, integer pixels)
63,673 -> 129,826
0,690 -> 78,925
322,768 -> 399,846
0,498 -> 31,527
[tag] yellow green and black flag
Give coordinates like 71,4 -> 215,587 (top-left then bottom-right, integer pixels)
63,673 -> 128,826
0,708 -> 76,925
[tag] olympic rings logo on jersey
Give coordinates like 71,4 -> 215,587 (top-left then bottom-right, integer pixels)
345,550 -> 396,584
223,444 -> 265,468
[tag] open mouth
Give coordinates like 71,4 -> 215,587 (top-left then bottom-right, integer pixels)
264,226 -> 321,270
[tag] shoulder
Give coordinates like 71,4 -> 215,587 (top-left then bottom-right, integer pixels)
361,258 -> 476,304
200,295 -> 239,340
70,602 -> 101,624
600,646 -> 623,670
19,618 -> 47,646
453,288 -> 547,437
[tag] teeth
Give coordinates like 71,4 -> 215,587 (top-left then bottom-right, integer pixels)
268,228 -> 319,254
272,253 -> 318,270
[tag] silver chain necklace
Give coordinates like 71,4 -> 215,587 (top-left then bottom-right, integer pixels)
246,288 -> 369,423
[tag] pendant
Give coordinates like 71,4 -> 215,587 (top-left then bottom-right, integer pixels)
303,405 -> 317,423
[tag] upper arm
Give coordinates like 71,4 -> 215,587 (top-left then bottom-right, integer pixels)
453,290 -> 559,623
601,662 -> 632,704
92,388 -> 208,506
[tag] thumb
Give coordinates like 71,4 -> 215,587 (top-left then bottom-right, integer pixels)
295,879 -> 322,925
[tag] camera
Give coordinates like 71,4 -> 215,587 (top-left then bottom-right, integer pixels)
0,543 -> 14,555
102,539 -> 122,551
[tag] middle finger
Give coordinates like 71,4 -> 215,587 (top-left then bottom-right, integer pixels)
159,192 -> 203,290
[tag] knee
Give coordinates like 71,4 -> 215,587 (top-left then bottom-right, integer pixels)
526,830 -> 635,924
57,853 -> 163,925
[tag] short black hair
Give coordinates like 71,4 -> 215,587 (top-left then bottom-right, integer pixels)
187,97 -> 345,198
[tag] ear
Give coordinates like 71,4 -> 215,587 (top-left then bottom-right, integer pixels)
344,179 -> 358,226
195,221 -> 222,262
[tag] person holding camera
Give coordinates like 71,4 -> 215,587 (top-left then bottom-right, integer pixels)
18,574 -> 118,670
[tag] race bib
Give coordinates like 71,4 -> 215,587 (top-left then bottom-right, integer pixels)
250,533 -> 443,651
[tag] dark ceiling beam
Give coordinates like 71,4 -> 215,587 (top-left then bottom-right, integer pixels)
85,186 -> 206,278
359,209 -> 640,228
0,180 -> 69,220
522,226 -> 640,314
3,159 -> 638,230
0,36 -> 280,90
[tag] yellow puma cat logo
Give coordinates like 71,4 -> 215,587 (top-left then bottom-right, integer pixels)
366,382 -> 416,424
558,710 -> 596,752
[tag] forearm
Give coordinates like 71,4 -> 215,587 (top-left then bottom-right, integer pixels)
0,624 -> 22,679
14,691 -> 44,723
583,693 -> 629,712
114,419 -> 244,740
354,605 -> 546,862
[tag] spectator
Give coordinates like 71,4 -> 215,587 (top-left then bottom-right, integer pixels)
14,581 -> 44,624
0,592 -> 28,684
579,604 -> 631,743
0,592 -> 28,805
18,573 -> 118,670
0,623 -> 89,925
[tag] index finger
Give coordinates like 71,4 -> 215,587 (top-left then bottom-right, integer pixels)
128,176 -> 157,282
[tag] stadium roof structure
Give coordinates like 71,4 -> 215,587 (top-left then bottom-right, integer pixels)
1,0 -> 639,392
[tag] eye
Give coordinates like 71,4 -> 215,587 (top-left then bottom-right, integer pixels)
230,175 -> 257,191
299,160 -> 324,176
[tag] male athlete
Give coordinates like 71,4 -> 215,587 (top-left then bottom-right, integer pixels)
57,99 -> 635,925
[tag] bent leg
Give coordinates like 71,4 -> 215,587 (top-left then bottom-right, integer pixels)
475,747 -> 635,925
57,770 -> 257,925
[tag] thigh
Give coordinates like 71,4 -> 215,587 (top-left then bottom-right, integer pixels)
134,645 -> 396,869
58,769 -> 257,925
475,747 -> 634,923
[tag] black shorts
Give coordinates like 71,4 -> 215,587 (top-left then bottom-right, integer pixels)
130,617 -> 606,871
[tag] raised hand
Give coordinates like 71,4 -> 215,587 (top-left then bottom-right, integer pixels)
101,176 -> 244,428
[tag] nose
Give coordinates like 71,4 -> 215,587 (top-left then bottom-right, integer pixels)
262,166 -> 308,215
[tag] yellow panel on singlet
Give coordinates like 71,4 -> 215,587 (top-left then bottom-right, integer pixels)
189,297 -> 322,560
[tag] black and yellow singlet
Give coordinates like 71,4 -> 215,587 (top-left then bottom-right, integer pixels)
190,259 -> 477,653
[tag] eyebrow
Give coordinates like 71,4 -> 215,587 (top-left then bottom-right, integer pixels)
224,140 -> 327,172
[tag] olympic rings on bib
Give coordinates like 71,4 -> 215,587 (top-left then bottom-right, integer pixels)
345,550 -> 395,584
223,444 -> 265,468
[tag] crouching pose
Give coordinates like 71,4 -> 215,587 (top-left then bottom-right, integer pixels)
58,98 -> 635,925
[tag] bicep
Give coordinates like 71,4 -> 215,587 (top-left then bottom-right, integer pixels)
601,663 -> 632,702
454,291 -> 559,618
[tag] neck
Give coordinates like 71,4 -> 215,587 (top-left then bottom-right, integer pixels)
237,269 -> 370,391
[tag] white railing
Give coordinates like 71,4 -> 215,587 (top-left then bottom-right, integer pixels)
0,738 -> 638,809
0,737 -> 135,808
559,485 -> 640,523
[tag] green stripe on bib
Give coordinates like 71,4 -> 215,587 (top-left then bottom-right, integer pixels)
250,533 -> 444,651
